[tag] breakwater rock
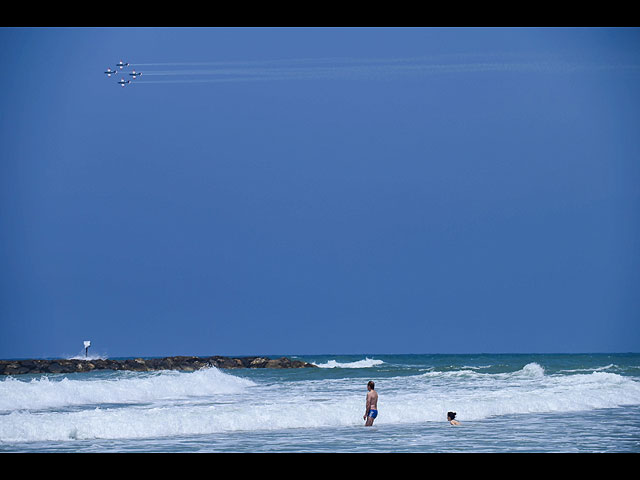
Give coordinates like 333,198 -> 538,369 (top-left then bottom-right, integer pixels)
0,356 -> 317,375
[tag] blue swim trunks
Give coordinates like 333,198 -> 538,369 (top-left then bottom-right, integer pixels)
368,409 -> 378,419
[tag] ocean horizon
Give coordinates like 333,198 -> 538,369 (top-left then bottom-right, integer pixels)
1,352 -> 639,452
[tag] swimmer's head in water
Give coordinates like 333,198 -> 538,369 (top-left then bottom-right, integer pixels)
367,381 -> 375,390
447,411 -> 456,420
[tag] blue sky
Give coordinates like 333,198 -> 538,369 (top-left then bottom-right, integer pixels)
1,27 -> 639,358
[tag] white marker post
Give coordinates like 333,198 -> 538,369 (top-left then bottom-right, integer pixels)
84,341 -> 91,358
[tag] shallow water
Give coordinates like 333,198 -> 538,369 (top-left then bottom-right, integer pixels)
1,354 -> 639,452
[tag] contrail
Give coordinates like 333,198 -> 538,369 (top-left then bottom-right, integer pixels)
125,55 -> 640,86
131,56 -> 440,67
127,52 -> 580,68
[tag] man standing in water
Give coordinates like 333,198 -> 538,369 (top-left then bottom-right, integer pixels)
363,381 -> 378,426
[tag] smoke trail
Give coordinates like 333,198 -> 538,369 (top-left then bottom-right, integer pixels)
123,55 -> 640,86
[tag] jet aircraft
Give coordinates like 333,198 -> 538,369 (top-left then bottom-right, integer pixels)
118,78 -> 131,87
116,60 -> 130,69
104,67 -> 117,77
128,70 -> 142,79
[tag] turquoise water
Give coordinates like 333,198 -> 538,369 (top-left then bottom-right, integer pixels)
1,353 -> 639,452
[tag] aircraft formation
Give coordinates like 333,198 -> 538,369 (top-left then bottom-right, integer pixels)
104,60 -> 141,87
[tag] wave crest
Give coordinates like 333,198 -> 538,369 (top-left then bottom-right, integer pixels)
312,358 -> 384,369
0,366 -> 255,413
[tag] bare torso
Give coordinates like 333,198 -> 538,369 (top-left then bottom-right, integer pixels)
367,390 -> 378,410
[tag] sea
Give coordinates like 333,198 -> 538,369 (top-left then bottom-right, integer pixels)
1,353 -> 639,453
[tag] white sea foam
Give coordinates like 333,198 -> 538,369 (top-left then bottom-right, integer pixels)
0,367 -> 255,413
419,362 -> 545,380
377,363 -> 640,424
558,364 -> 618,374
66,354 -> 108,361
2,362 -> 639,443
64,348 -> 108,361
312,358 -> 385,369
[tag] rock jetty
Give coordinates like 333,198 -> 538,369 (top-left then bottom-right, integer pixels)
0,355 -> 317,375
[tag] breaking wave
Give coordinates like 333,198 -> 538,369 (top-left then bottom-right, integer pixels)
312,358 -> 385,369
0,366 -> 255,413
2,362 -> 639,444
